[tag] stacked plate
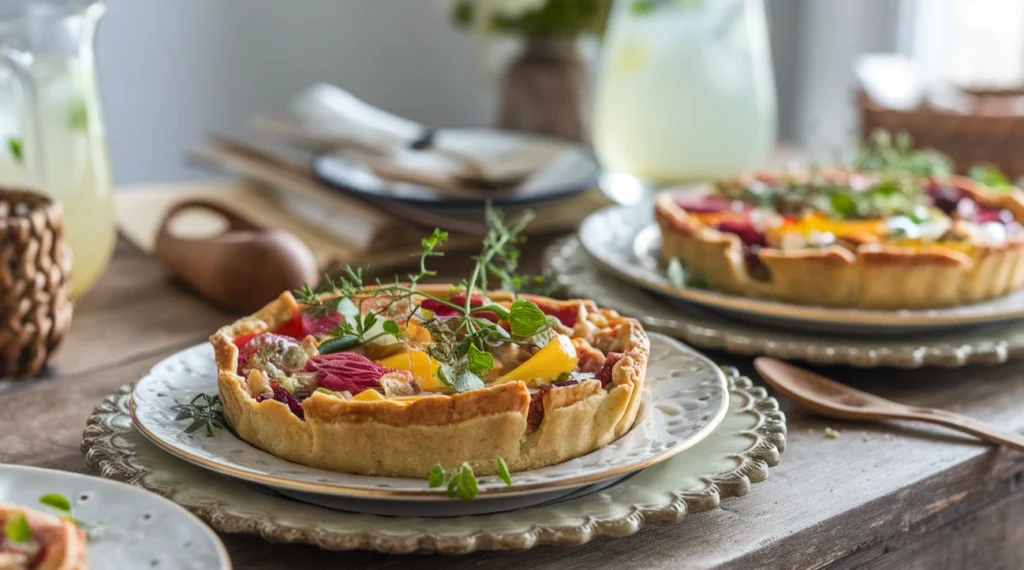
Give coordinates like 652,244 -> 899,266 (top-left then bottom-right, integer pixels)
563,199 -> 1024,368
81,333 -> 786,553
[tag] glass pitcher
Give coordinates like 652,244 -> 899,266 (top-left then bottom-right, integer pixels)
593,0 -> 777,193
0,0 -> 115,299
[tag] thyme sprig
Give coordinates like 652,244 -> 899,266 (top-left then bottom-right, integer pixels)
172,393 -> 226,437
295,204 -> 553,393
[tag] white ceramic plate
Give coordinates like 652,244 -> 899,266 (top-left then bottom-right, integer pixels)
579,202 -> 1024,336
0,465 -> 230,569
129,335 -> 728,513
313,129 -> 599,207
549,236 -> 1024,368
85,368 -> 784,553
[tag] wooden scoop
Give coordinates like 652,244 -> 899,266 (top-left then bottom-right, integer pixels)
154,200 -> 319,312
754,357 -> 1024,452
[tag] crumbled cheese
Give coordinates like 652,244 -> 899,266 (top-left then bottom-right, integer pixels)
825,427 -> 840,439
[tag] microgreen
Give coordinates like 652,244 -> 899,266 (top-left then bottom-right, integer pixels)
4,513 -> 31,543
666,257 -> 711,290
7,137 -> 22,165
171,393 -> 225,437
855,129 -> 952,178
427,458 -> 513,499
496,457 -> 512,487
969,163 -> 1014,190
38,493 -> 71,513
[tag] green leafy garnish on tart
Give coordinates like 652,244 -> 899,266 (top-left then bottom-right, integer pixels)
2,493 -> 88,568
209,205 -> 651,490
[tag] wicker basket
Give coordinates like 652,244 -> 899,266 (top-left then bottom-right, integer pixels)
858,89 -> 1024,177
0,189 -> 73,378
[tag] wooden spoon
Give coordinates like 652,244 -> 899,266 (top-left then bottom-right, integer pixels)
154,200 -> 319,313
753,357 -> 1024,452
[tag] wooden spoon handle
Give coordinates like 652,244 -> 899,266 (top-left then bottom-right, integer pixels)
905,408 -> 1024,452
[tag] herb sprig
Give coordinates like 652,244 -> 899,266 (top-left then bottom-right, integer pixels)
295,204 -> 554,393
428,457 -> 513,500
3,493 -> 85,545
172,393 -> 226,437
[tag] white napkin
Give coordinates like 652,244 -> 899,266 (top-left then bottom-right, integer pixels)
289,83 -> 565,183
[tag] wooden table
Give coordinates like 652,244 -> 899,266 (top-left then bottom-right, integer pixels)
5,238 -> 1024,570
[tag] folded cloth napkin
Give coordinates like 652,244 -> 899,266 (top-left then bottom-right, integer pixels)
289,83 -> 567,184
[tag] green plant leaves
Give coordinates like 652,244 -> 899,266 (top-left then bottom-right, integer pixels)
508,299 -> 548,337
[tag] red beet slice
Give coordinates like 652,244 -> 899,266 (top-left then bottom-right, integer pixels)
673,193 -> 750,214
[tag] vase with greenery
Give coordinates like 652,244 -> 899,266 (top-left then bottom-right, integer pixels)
448,0 -> 611,141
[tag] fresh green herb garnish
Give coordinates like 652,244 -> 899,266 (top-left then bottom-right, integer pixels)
171,393 -> 226,437
855,129 -> 952,178
4,513 -> 31,543
496,457 -> 512,487
969,163 -> 1014,190
427,458 -> 513,499
295,204 -> 552,394
7,137 -> 22,165
666,257 -> 711,290
428,464 -> 446,488
38,493 -> 71,513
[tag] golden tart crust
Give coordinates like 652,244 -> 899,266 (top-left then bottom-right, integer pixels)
0,505 -> 88,570
656,173 -> 1024,309
209,285 -> 649,478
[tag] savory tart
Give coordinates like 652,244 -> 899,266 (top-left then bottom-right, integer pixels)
655,169 -> 1024,309
210,220 -> 649,480
0,504 -> 87,570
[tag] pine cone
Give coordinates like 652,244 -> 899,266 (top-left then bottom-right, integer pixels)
0,189 -> 73,378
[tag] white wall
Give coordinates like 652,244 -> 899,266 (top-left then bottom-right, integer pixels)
95,0 -> 897,185
98,0 -> 495,184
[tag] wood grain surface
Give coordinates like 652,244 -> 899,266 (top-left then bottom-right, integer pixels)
4,238 -> 1024,570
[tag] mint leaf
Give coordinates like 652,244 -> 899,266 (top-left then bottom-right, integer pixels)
4,514 -> 31,543
830,192 -> 858,218
667,258 -> 686,290
452,368 -> 485,392
428,464 -> 445,488
39,493 -> 71,513
496,457 -> 512,487
466,344 -> 494,376
447,463 -> 479,501
7,137 -> 22,165
382,320 -> 401,337
970,163 -> 1013,189
508,299 -> 547,337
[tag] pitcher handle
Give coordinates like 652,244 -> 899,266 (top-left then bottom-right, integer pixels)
0,43 -> 45,187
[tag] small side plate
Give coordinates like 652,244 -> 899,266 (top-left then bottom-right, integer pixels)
579,202 -> 1024,336
129,335 -> 727,515
0,465 -> 231,570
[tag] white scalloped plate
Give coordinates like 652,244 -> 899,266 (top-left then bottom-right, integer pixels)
128,335 -> 728,512
579,202 -> 1024,335
83,368 -> 785,554
0,465 -> 231,570
549,236 -> 1024,368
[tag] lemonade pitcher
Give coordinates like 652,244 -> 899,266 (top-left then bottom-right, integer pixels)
593,0 -> 776,188
0,0 -> 115,298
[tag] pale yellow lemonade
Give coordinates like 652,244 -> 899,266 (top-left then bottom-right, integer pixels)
592,0 -> 776,183
0,54 -> 116,299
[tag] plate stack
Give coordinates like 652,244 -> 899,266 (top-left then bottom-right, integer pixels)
559,198 -> 1024,369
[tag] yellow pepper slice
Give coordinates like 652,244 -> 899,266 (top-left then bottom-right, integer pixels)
375,350 -> 444,392
498,334 -> 578,387
353,389 -> 385,401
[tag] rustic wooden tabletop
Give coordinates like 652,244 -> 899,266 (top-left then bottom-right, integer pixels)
4,238 -> 1024,569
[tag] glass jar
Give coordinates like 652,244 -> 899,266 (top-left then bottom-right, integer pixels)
0,0 -> 115,299
593,0 -> 777,193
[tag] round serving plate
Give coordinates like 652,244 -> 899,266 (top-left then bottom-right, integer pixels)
549,236 -> 1024,368
579,202 -> 1024,336
0,464 -> 231,570
128,335 -> 728,515
313,129 -> 599,207
83,368 -> 785,554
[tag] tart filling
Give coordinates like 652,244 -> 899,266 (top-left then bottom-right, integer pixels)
210,215 -> 650,481
656,169 -> 1024,309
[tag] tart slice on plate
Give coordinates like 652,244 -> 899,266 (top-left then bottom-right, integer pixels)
210,214 -> 650,479
656,169 -> 1024,309
0,504 -> 86,570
